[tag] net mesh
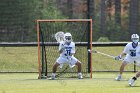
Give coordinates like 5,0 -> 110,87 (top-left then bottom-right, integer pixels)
37,20 -> 92,78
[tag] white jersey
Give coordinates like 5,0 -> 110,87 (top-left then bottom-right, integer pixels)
123,42 -> 140,58
59,41 -> 75,58
56,41 -> 79,68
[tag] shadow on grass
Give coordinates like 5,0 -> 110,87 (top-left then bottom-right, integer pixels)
125,85 -> 140,87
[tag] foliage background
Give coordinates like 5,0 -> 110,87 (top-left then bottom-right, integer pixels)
0,0 -> 140,42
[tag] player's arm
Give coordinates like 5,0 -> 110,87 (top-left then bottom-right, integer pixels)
70,43 -> 75,56
115,45 -> 128,60
58,43 -> 65,54
115,52 -> 126,60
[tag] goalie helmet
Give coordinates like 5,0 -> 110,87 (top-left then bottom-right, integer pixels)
64,32 -> 72,43
131,34 -> 139,44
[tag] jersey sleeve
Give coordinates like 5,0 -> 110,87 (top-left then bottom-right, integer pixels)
58,42 -> 64,51
123,44 -> 129,54
71,43 -> 75,54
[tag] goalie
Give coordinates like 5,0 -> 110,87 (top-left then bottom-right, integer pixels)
51,32 -> 83,80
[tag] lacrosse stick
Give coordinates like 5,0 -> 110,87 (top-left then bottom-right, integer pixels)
88,49 -> 123,61
88,49 -> 115,59
89,49 -> 124,61
55,31 -> 65,43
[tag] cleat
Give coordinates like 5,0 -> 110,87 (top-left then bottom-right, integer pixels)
50,73 -> 56,80
128,78 -> 135,86
48,77 -> 56,80
51,77 -> 56,80
115,75 -> 122,81
78,73 -> 83,79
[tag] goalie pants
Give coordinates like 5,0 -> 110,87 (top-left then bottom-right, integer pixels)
56,56 -> 80,68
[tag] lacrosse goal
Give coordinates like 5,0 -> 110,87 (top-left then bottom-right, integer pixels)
36,19 -> 92,79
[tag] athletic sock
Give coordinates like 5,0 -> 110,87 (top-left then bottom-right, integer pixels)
132,77 -> 137,80
78,72 -> 82,76
52,73 -> 56,76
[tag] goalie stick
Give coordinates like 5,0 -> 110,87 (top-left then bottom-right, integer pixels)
55,31 -> 65,43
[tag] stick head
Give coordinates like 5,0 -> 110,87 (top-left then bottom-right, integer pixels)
55,31 -> 65,43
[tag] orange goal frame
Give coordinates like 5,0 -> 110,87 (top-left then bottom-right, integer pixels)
36,19 -> 93,78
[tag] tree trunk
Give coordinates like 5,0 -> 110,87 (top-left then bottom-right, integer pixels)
115,0 -> 121,25
67,0 -> 73,18
129,0 -> 139,35
87,0 -> 95,20
100,0 -> 106,37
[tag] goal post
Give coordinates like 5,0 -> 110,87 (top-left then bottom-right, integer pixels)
36,19 -> 93,79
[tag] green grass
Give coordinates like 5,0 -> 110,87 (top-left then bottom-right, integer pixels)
0,46 -> 140,93
0,73 -> 139,93
0,47 -> 38,72
0,46 -> 139,72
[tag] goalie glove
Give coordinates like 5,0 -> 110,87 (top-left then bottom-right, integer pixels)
60,47 -> 65,52
115,55 -> 122,60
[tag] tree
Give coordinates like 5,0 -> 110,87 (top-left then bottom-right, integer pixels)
87,0 -> 95,20
42,0 -> 67,19
129,0 -> 139,35
114,0 -> 122,40
67,0 -> 73,18
100,0 -> 106,37
115,0 -> 121,25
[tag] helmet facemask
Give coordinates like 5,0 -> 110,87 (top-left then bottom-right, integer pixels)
64,33 -> 72,44
131,34 -> 139,44
65,36 -> 72,43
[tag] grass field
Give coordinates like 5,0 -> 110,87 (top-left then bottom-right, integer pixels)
0,73 -> 139,93
0,46 -> 139,72
0,46 -> 140,93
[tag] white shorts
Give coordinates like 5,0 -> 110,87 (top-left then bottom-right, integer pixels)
56,56 -> 80,68
123,55 -> 140,66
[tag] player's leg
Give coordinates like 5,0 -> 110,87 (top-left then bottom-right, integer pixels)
75,61 -> 83,79
119,62 -> 127,74
51,57 -> 66,79
52,63 -> 60,73
128,70 -> 140,86
116,56 -> 133,81
128,60 -> 140,86
75,61 -> 82,73
69,56 -> 83,79
115,61 -> 127,81
51,62 -> 60,79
